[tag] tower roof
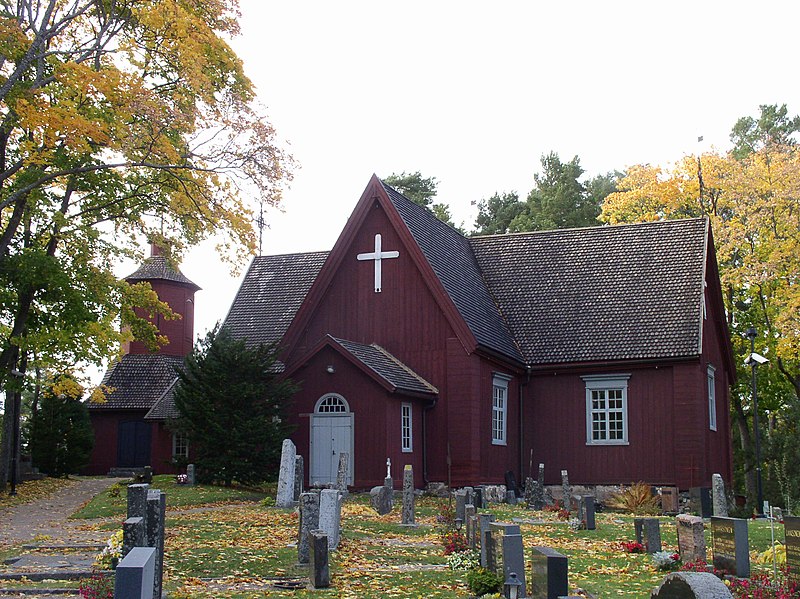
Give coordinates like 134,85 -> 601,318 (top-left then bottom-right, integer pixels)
125,255 -> 201,291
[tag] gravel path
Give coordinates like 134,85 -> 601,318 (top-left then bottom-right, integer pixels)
0,477 -> 118,546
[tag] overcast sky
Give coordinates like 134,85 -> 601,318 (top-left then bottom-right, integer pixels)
120,1 -> 800,365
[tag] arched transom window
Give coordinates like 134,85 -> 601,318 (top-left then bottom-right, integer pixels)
315,394 -> 350,413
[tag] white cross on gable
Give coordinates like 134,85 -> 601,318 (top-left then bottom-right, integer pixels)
357,233 -> 399,293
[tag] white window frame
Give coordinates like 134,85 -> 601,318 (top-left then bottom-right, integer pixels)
172,432 -> 189,459
583,374 -> 630,446
492,374 -> 511,446
707,365 -> 717,431
401,403 -> 413,452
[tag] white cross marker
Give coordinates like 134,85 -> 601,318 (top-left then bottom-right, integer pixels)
357,233 -> 399,293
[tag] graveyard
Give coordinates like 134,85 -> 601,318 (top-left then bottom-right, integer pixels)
0,475 -> 797,598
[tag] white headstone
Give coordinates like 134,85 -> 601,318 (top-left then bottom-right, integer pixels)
276,439 -> 297,508
319,489 -> 342,550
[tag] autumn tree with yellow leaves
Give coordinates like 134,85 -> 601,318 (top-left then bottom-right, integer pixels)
600,104 -> 800,510
0,0 -> 292,490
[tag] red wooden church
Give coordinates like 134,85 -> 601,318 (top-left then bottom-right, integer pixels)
220,176 -> 735,491
84,246 -> 198,475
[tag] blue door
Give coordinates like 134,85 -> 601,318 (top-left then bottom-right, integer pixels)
118,421 -> 152,467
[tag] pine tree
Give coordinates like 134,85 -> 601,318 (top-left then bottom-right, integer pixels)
172,327 -> 296,486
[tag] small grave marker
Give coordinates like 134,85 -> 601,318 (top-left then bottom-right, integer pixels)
123,517 -> 145,559
634,518 -> 662,553
294,455 -> 304,502
309,530 -> 330,588
336,452 -> 350,491
690,487 -> 712,518
489,522 -> 526,598
711,474 -> 728,517
533,463 -> 546,510
298,492 -> 320,564
115,546 -> 156,599
401,465 -> 416,526
319,489 -> 342,550
650,571 -> 732,598
186,464 -> 196,485
583,495 -> 596,530
505,470 -> 519,498
478,513 -> 496,568
711,517 -> 749,577
560,470 -> 571,512
276,439 -> 297,508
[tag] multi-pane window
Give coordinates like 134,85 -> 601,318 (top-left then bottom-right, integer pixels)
583,375 -> 630,445
172,432 -> 189,459
317,394 -> 348,413
708,365 -> 717,431
401,403 -> 412,452
492,375 -> 510,445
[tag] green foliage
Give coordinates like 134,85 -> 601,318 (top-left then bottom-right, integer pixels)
730,103 -> 800,159
466,567 -> 503,596
171,326 -> 297,487
383,171 -> 439,207
472,191 -> 526,235
28,376 -> 94,476
605,482 -> 661,515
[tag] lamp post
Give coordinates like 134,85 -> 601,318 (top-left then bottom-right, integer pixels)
746,327 -> 765,517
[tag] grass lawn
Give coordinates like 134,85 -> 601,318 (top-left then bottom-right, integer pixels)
5,477 -> 791,598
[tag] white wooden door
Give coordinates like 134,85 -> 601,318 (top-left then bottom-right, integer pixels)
310,413 -> 353,485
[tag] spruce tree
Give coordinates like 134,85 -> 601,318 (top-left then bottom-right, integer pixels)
172,326 -> 296,486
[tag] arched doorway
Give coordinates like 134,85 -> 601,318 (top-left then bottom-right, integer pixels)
310,393 -> 353,486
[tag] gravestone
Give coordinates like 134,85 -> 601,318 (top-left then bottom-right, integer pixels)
127,483 -> 149,520
524,477 -> 535,507
478,513 -> 496,568
489,522 -> 526,598
186,463 -> 196,485
676,514 -> 706,562
583,495 -> 596,530
370,483 -> 393,515
319,489 -> 342,550
689,487 -> 712,518
561,470 -> 571,511
115,546 -> 156,599
711,517 -> 749,577
298,492 -> 320,564
467,512 -> 479,550
465,504 -> 476,549
660,486 -> 679,513
782,516 -> 800,586
455,489 -> 468,522
634,518 -> 662,553
482,485 -> 507,504
145,489 -> 166,599
294,455 -> 304,502
505,470 -> 519,498
650,571 -> 733,599
533,463 -> 546,510
711,474 -> 728,517
336,452 -> 349,491
772,507 -> 783,522
530,546 -> 568,599
473,486 -> 484,509
276,439 -> 297,508
401,464 -> 415,525
123,517 -> 145,559
506,489 -> 517,504
309,530 -> 330,589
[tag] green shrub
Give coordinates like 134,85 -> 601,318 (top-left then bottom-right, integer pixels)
466,567 -> 502,596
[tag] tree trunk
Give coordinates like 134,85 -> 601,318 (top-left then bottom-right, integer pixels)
0,390 -> 15,492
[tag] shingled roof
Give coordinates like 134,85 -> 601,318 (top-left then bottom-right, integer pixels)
144,380 -> 180,420
223,251 -> 329,346
330,336 -> 438,396
125,256 -> 200,290
383,184 -> 524,363
470,218 -> 708,365
90,354 -> 184,411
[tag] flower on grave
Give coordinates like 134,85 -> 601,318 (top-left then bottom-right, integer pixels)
568,517 -> 583,531
620,541 -> 646,553
441,530 -> 469,555
652,550 -> 680,571
756,542 -> 787,566
446,548 -> 479,571
79,572 -> 114,599
176,473 -> 188,484
94,529 -> 123,570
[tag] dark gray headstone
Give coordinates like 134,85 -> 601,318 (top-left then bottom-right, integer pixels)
465,504 -> 476,549
122,517 -> 145,559
524,477 -> 535,507
583,495 -> 596,530
635,518 -> 662,553
689,487 -> 712,518
115,546 -> 156,599
650,571 -> 732,598
186,464 -> 196,486
530,546 -> 568,599
533,463 -> 546,510
785,517 -> 800,586
560,470 -> 571,512
505,471 -> 519,498
145,490 -> 166,599
473,486 -> 484,509
455,489 -> 468,521
500,530 -> 526,597
298,492 -> 320,564
711,517 -> 750,577
309,530 -> 330,588
478,513 -> 496,568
